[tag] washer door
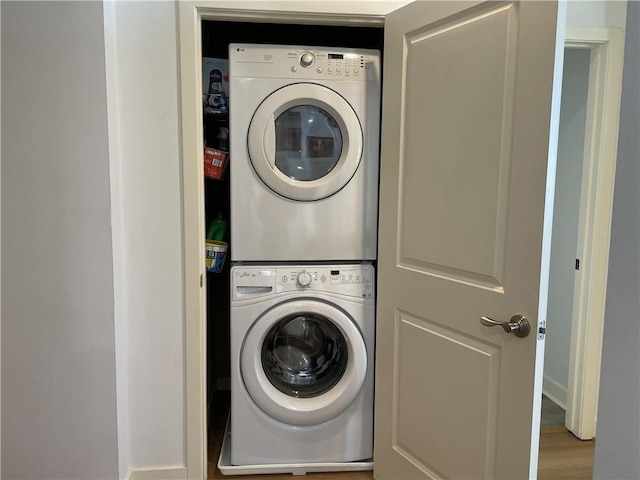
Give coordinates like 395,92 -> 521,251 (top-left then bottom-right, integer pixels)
248,83 -> 363,201
241,299 -> 367,426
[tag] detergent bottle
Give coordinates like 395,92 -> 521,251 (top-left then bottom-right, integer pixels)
207,69 -> 228,114
207,212 -> 227,241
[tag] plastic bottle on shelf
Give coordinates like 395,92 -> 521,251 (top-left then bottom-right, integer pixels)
207,212 -> 227,241
206,69 -> 228,114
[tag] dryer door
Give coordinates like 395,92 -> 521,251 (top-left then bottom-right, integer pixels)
248,83 -> 363,201
241,299 -> 367,426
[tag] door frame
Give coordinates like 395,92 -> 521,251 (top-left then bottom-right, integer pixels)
177,4 -> 385,479
560,27 -> 625,440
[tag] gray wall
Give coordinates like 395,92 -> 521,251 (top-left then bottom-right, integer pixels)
593,2 -> 640,479
1,2 -> 119,479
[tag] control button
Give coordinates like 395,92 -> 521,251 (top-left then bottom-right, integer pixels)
345,68 -> 349,73
328,67 -> 333,73
282,276 -> 288,283
297,271 -> 312,287
291,66 -> 297,73
336,67 -> 341,73
354,68 -> 359,74
320,275 -> 327,283
300,51 -> 315,68
317,67 -> 323,74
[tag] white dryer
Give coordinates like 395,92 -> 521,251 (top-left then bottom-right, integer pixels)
229,44 -> 381,262
229,264 -> 375,467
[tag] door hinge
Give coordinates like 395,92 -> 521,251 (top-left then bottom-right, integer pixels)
200,273 -> 203,288
575,258 -> 580,270
538,320 -> 547,340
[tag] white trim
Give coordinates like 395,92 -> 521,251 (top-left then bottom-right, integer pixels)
178,3 -> 207,479
564,27 -> 625,441
543,375 -> 568,410
103,1 -> 131,478
179,5 -> 385,479
128,467 -> 188,480
200,7 -> 385,25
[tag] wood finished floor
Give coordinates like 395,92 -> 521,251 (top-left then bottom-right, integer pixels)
207,394 -> 594,479
538,396 -> 595,480
538,426 -> 595,480
541,395 -> 567,428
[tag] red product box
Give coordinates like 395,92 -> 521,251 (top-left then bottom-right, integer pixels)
204,146 -> 229,180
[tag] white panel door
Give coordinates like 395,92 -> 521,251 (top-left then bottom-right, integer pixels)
374,1 -> 563,479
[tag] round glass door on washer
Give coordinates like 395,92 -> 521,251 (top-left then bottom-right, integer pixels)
241,299 -> 367,426
228,265 -> 375,470
262,313 -> 349,397
230,44 -> 381,262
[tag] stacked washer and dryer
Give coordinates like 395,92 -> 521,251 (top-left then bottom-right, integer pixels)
223,44 -> 381,475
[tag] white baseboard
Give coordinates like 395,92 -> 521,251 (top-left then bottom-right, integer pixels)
128,466 -> 187,480
543,375 -> 568,410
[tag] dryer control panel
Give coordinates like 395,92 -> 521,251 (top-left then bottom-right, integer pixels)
229,43 -> 381,82
232,265 -> 374,300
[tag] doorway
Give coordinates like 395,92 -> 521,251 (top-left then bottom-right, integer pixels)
542,28 -> 624,443
198,15 -> 385,477
543,46 -> 592,426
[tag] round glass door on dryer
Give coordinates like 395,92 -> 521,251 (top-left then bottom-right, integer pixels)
248,83 -> 363,201
240,298 -> 367,426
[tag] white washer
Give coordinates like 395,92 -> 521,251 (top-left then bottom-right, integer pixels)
229,44 -> 381,262
230,264 -> 375,467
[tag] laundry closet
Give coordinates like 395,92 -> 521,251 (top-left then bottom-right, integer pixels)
178,2 -> 568,478
201,18 -> 384,475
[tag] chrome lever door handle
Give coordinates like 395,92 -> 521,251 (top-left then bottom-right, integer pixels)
480,315 -> 530,338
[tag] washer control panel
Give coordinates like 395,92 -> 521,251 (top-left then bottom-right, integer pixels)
232,265 -> 374,300
230,43 -> 381,82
